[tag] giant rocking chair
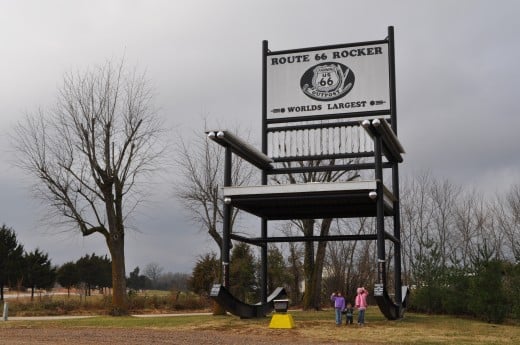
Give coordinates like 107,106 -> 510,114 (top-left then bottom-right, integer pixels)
208,27 -> 409,319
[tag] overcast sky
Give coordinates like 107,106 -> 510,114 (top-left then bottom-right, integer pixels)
1,0 -> 519,274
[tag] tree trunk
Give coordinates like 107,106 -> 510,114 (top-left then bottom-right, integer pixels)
302,218 -> 332,310
287,243 -> 302,304
107,234 -> 128,315
313,218 -> 332,309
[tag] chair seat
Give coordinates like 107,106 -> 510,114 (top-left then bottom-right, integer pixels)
223,180 -> 395,220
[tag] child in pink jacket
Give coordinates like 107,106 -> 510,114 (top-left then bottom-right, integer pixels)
355,287 -> 369,326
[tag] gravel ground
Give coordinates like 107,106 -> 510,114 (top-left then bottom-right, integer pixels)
0,327 -> 339,345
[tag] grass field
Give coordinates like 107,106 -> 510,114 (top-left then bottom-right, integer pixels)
1,307 -> 518,344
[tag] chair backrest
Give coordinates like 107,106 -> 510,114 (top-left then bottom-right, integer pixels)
263,116 -> 394,177
267,120 -> 375,161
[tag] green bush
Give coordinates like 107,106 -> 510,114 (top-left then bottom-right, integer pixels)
409,261 -> 520,324
410,285 -> 444,314
504,263 -> 520,320
468,260 -> 508,323
442,269 -> 471,315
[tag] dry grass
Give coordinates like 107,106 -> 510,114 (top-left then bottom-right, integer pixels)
155,308 -> 519,344
1,306 -> 519,344
263,310 -> 520,345
301,312 -> 518,345
3,290 -> 209,316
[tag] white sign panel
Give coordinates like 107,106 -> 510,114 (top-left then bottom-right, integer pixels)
374,283 -> 384,297
267,43 -> 390,119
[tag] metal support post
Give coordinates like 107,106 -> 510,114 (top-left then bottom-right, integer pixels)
261,39 -> 269,307
374,135 -> 386,286
2,302 -> 8,321
388,25 -> 402,305
222,146 -> 232,288
393,164 -> 403,305
261,218 -> 268,306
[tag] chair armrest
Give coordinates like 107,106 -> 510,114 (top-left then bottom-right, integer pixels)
361,119 -> 405,163
207,130 -> 273,170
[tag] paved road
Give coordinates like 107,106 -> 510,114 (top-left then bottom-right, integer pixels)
3,312 -> 213,321
6,315 -> 95,321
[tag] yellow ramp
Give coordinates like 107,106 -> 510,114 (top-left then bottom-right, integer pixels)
269,314 -> 295,329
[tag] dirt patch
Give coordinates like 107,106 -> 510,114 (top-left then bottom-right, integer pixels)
0,327 -> 340,345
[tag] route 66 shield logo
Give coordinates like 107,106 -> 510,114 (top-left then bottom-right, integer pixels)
312,64 -> 341,92
300,62 -> 355,101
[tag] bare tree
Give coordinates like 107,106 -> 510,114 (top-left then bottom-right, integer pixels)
325,218 -> 369,298
279,223 -> 304,304
458,190 -> 504,265
144,262 -> 164,287
286,240 -> 304,303
492,184 -> 520,261
174,128 -> 255,250
324,221 -> 377,300
12,61 -> 165,315
430,178 -> 460,268
453,188 -> 481,268
400,172 -> 435,283
174,127 -> 256,314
